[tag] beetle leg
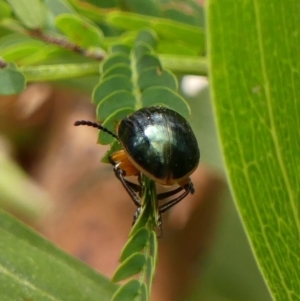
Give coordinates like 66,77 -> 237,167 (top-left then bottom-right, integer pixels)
112,164 -> 141,208
132,207 -> 141,225
178,178 -> 195,194
157,186 -> 184,201
156,214 -> 163,238
123,179 -> 142,193
158,179 -> 194,213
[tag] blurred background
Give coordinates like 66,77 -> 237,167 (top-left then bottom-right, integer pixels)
0,76 -> 272,300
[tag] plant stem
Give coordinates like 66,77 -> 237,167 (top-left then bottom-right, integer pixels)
20,62 -> 100,81
160,54 -> 207,75
20,55 -> 207,82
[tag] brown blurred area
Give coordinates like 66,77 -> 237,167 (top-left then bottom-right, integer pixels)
0,83 -> 224,301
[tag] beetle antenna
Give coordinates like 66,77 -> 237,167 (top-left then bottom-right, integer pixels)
74,120 -> 119,140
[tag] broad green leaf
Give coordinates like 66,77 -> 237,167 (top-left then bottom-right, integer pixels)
98,107 -> 135,144
92,75 -> 133,105
6,0 -> 47,29
55,14 -> 103,47
207,1 -> 300,301
138,67 -> 177,91
120,227 -> 150,262
96,91 -> 135,121
141,87 -> 190,119
0,66 -> 26,95
0,210 -> 117,300
111,279 -> 141,301
112,253 -> 146,282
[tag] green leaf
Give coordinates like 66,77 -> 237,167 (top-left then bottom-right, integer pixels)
138,67 -> 177,91
98,107 -> 135,144
6,0 -> 47,29
135,29 -> 158,49
111,279 -> 141,301
136,53 -> 161,74
134,42 -> 153,60
146,231 -> 157,295
129,176 -> 158,237
145,256 -> 153,292
0,210 -> 117,300
207,1 -> 300,301
112,253 -> 146,282
102,53 -> 131,72
0,66 -> 26,95
102,64 -> 132,79
149,230 -> 158,267
141,87 -> 190,119
110,44 -> 131,55
111,177 -> 158,301
122,0 -> 160,17
0,39 -> 45,63
162,7 -> 197,26
120,227 -> 150,262
44,0 -> 76,16
139,283 -> 148,301
55,14 -> 103,47
67,0 -> 107,22
106,11 -> 204,52
92,75 -> 133,105
96,91 -> 135,121
129,206 -> 149,237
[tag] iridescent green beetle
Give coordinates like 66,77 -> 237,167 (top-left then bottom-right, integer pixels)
75,106 -> 200,229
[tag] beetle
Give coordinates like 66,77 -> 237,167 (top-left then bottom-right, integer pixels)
74,106 -> 200,231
